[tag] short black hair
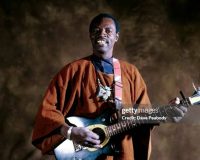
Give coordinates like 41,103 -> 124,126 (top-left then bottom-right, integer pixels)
89,13 -> 120,33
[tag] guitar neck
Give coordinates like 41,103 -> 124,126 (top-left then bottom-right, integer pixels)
105,98 -> 191,137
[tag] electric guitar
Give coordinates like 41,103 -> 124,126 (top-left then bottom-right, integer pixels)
54,89 -> 200,160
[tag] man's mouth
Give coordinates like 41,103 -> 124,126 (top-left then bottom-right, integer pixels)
96,39 -> 107,46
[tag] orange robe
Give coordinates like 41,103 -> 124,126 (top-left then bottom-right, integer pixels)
32,55 -> 152,160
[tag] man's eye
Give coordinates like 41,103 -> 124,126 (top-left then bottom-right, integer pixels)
106,29 -> 113,34
92,28 -> 100,34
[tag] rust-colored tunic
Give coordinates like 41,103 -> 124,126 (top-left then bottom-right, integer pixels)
32,55 -> 152,160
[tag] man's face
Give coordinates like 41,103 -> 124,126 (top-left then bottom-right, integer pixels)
90,18 -> 119,58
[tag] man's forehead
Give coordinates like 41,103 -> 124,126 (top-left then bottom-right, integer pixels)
93,18 -> 116,28
89,14 -> 120,33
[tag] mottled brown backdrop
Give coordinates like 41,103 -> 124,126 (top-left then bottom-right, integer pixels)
0,0 -> 200,160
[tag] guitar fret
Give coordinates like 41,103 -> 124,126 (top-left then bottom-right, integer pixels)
116,123 -> 121,134
108,126 -> 113,136
114,124 -> 118,134
119,122 -> 124,133
105,126 -> 110,137
123,121 -> 128,130
112,125 -> 116,135
115,125 -> 119,134
106,127 -> 109,136
110,126 -> 113,135
113,125 -> 117,135
122,121 -> 127,131
119,122 -> 123,132
123,121 -> 127,130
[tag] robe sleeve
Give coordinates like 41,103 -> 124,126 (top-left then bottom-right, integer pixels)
32,66 -> 72,154
131,66 -> 153,160
133,66 -> 150,105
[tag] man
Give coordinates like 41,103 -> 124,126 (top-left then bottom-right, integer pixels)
32,13 -> 187,160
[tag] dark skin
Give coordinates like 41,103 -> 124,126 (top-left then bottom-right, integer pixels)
60,17 -> 187,148
90,18 -> 119,59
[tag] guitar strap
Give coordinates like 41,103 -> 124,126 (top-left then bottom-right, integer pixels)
112,58 -> 123,154
113,58 -> 123,111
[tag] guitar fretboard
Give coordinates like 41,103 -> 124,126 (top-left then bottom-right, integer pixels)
105,98 -> 191,137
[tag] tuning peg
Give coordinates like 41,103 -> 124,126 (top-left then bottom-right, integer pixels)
180,90 -> 186,100
190,85 -> 200,105
192,82 -> 197,92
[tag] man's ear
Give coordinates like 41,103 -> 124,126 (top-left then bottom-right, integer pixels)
115,32 -> 119,42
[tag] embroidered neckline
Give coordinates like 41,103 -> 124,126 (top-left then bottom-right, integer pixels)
95,70 -> 114,102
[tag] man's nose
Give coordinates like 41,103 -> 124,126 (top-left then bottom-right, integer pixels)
99,29 -> 106,37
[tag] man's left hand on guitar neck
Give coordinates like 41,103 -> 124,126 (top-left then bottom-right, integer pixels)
168,97 -> 188,122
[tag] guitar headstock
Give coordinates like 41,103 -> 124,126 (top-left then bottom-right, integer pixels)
182,83 -> 200,106
188,86 -> 200,105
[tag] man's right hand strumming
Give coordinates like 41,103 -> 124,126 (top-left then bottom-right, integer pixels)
60,124 -> 101,148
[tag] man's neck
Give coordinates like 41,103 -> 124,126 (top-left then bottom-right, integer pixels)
91,54 -> 113,74
93,53 -> 113,60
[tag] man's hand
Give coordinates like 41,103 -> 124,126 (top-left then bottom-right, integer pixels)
60,124 -> 101,148
169,97 -> 188,122
71,127 -> 101,148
